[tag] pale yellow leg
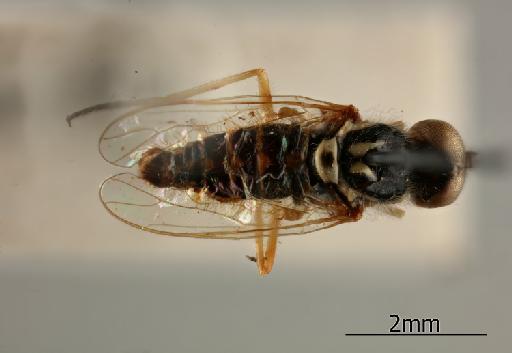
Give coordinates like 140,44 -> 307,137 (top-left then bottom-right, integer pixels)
249,71 -> 280,276
254,205 -> 280,275
254,204 -> 267,275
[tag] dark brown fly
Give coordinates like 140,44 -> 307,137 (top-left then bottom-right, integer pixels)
67,68 -> 472,275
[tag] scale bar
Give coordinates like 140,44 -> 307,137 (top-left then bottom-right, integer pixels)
346,333 -> 487,336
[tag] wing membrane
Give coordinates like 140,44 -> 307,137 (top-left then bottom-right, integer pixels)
98,95 -> 347,167
100,173 -> 355,239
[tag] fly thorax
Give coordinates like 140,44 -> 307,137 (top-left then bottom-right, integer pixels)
337,123 -> 409,203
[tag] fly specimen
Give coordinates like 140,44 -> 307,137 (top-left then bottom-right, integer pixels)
67,69 -> 472,275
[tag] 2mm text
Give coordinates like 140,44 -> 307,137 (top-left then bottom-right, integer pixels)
389,314 -> 440,333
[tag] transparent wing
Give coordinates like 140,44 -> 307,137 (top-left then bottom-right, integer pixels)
98,95 -> 350,167
100,173 -> 357,239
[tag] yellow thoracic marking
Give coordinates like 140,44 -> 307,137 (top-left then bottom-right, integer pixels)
336,120 -> 354,136
314,137 -> 338,183
337,183 -> 359,203
348,141 -> 385,157
350,162 -> 377,181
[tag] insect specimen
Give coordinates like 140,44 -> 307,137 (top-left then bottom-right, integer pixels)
67,68 -> 472,275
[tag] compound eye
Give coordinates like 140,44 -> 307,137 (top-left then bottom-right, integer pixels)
407,120 -> 466,208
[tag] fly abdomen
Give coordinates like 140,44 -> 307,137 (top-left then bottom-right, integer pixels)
226,123 -> 310,200
138,133 -> 244,199
139,123 -> 310,202
138,142 -> 205,189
